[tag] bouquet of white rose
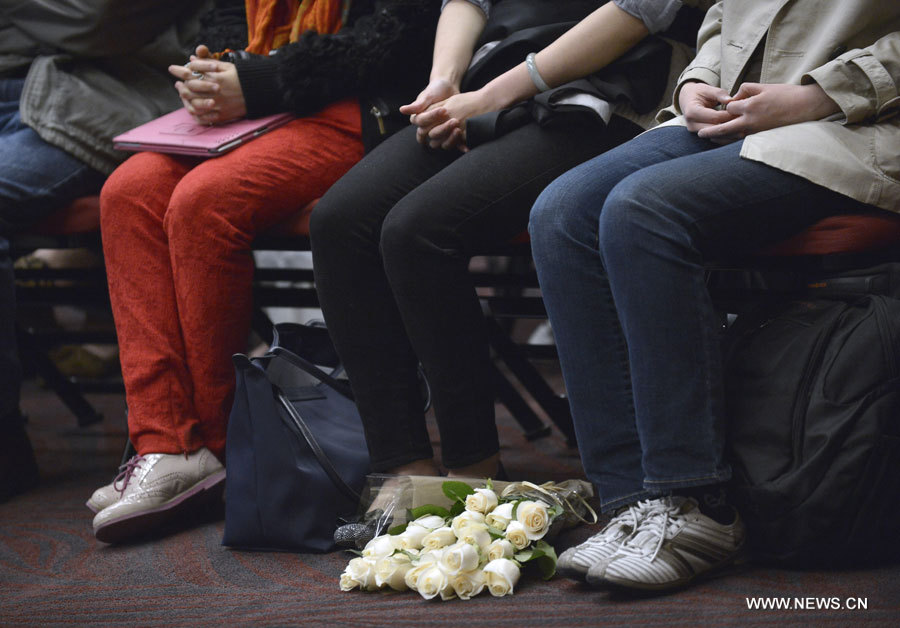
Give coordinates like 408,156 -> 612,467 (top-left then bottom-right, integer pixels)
339,478 -> 595,600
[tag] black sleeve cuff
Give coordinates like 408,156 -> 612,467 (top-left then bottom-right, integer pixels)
233,54 -> 285,118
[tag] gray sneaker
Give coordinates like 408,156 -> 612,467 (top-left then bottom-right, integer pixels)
557,500 -> 653,580
92,448 -> 225,543
588,496 -> 745,591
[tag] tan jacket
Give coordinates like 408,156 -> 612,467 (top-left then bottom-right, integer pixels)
657,0 -> 900,211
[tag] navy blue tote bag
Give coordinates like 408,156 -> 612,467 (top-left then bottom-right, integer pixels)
223,322 -> 370,552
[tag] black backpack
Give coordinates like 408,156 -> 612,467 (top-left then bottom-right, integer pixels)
724,285 -> 900,567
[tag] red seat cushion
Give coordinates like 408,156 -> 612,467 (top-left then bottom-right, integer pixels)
267,199 -> 318,238
762,212 -> 900,257
28,198 -> 900,257
28,195 -> 102,235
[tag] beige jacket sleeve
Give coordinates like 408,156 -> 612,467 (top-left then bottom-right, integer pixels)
805,31 -> 900,125
665,0 -> 722,115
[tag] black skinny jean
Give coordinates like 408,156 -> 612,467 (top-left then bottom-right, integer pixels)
309,117 -> 641,471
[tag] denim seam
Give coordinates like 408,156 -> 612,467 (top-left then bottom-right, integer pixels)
644,470 -> 730,486
600,489 -> 653,513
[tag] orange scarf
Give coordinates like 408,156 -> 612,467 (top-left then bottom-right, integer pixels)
245,0 -> 349,55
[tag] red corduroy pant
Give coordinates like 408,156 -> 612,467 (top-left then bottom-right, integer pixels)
100,100 -> 363,460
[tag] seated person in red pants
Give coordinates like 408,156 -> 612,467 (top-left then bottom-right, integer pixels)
90,0 -> 439,543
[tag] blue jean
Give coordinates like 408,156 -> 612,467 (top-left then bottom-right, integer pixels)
529,126 -> 871,512
1,78 -> 105,431
0,78 -> 105,231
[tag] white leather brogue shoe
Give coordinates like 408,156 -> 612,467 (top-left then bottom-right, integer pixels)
85,481 -> 119,513
92,447 -> 225,544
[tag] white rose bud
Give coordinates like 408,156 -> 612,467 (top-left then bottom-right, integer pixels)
439,583 -> 457,601
457,522 -> 492,551
504,520 -> 529,550
440,541 -> 481,575
412,514 -> 447,530
485,502 -> 515,531
487,538 -> 515,561
397,523 -> 430,550
450,569 -> 486,600
465,487 -> 499,514
374,552 -> 413,591
482,558 -> 521,597
362,534 -> 401,560
340,556 -> 377,592
415,563 -> 449,601
421,526 -> 457,551
516,500 -> 551,541
451,511 -> 485,537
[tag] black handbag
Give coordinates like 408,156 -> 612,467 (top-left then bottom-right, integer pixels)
223,322 -> 370,552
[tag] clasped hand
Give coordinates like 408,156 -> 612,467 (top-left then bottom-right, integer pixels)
168,45 -> 248,124
401,79 -> 495,152
680,81 -> 841,144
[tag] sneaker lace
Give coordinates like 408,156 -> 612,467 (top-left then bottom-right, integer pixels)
112,455 -> 147,494
618,498 -> 685,562
608,499 -> 649,535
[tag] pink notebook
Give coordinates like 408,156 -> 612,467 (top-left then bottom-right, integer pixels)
113,108 -> 295,157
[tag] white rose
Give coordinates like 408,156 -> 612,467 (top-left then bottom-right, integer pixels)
421,526 -> 457,551
485,502 -> 515,530
451,511 -> 485,537
439,583 -> 457,601
504,520 -> 529,550
440,541 -> 481,575
412,514 -> 447,530
487,538 -> 515,561
362,534 -> 401,560
415,563 -> 449,600
374,552 -> 413,591
482,558 -> 521,597
449,569 -> 486,600
340,556 -> 377,592
397,524 -> 430,550
465,488 -> 499,514
456,522 -> 492,551
516,500 -> 551,541
404,550 -> 442,591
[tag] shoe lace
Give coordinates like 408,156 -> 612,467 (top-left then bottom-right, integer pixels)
604,499 -> 652,538
618,497 -> 686,562
112,455 -> 147,494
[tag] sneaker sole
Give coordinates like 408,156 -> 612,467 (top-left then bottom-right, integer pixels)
556,563 -> 590,581
93,470 -> 226,544
594,546 -> 746,593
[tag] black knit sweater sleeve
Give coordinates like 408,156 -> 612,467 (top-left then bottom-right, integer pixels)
234,0 -> 439,118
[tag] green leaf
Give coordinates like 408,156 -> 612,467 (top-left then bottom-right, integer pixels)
514,549 -> 533,562
486,524 -> 506,539
409,504 -> 450,520
442,480 -> 476,504
532,541 -> 558,580
449,501 -> 465,517
387,523 -> 408,535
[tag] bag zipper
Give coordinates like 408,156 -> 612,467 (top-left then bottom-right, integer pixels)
369,98 -> 389,136
871,296 -> 898,379
789,304 -> 844,465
